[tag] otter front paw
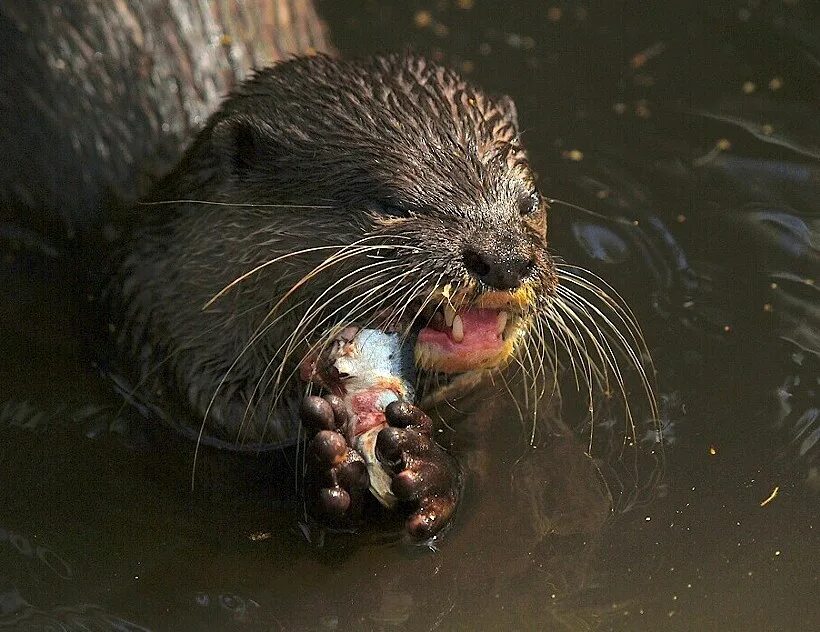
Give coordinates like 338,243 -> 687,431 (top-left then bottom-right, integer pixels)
376,401 -> 461,540
301,395 -> 368,521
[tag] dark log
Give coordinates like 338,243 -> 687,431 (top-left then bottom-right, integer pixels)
0,0 -> 331,232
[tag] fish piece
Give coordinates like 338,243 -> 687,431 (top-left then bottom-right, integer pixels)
301,327 -> 416,508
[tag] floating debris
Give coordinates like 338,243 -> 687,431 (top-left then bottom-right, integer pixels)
562,149 -> 584,161
630,42 -> 666,69
693,138 -> 732,166
768,77 -> 784,90
414,10 -> 433,29
505,33 -> 523,49
433,22 -> 449,38
759,485 -> 780,507
635,100 -> 652,118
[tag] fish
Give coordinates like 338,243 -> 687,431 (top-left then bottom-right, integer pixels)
301,327 -> 417,508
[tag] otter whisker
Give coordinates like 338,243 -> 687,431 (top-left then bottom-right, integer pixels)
547,197 -> 635,226
520,327 -> 549,445
555,288 -> 657,425
540,302 -> 586,391
202,245 -> 415,455
555,287 -> 628,390
114,294 -> 277,429
287,263 -> 428,373
555,283 -> 657,422
255,241 -> 424,329
556,265 -> 652,360
190,297 -> 311,487
550,296 -> 620,408
534,314 -> 562,402
542,304 -> 602,454
545,296 -> 625,450
249,259 -> 432,443
392,272 -> 446,346
543,304 -> 597,398
528,316 -> 555,401
205,237 -> 421,309
497,365 -> 527,429
510,352 -> 533,421
204,244 -> 352,309
257,284 -> 425,446
549,289 -> 651,457
240,261 -> 416,443
266,258 -> 417,386
381,269 -> 436,329
138,199 -> 337,209
554,269 -> 657,404
520,319 -> 544,392
224,248 -> 412,431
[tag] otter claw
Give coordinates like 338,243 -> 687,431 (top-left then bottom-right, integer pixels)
377,402 -> 460,540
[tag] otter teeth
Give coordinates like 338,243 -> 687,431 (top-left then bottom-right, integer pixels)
443,304 -> 456,327
496,311 -> 508,336
452,314 -> 464,343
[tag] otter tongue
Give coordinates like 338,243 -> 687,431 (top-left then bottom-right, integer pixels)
418,307 -> 502,354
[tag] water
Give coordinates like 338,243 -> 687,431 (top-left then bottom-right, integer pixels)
2,0 -> 818,630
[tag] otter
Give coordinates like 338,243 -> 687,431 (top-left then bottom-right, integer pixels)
107,53 -> 559,539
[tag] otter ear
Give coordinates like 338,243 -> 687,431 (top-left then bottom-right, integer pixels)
495,94 -> 519,129
210,114 -> 276,178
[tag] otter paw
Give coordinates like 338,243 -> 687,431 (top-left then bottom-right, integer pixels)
301,395 -> 369,521
376,401 -> 461,540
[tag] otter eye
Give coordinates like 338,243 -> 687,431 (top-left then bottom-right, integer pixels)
375,202 -> 411,218
518,192 -> 541,216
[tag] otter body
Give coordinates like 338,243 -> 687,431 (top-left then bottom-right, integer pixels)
112,54 -> 554,453
99,54 -> 562,537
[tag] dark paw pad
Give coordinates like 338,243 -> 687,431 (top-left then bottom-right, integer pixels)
377,401 -> 460,540
302,395 -> 367,522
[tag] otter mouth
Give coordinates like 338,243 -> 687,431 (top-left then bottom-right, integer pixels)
307,287 -> 534,380
412,288 -> 531,374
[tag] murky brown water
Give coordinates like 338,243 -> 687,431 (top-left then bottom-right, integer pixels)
1,1 -> 818,630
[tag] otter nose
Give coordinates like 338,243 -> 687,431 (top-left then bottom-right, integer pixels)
463,247 -> 534,290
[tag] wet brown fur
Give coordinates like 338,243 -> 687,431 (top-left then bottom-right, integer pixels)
109,54 -> 556,447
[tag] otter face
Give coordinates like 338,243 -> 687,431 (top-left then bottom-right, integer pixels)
182,54 -> 556,382
375,170 -> 555,375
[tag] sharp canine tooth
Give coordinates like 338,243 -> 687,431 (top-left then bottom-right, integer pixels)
497,311 -> 508,335
452,315 -> 464,342
444,304 -> 456,327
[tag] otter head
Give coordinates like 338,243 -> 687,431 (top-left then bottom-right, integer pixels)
147,54 -> 556,418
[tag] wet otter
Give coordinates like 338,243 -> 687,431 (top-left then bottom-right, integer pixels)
109,53 -> 560,539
